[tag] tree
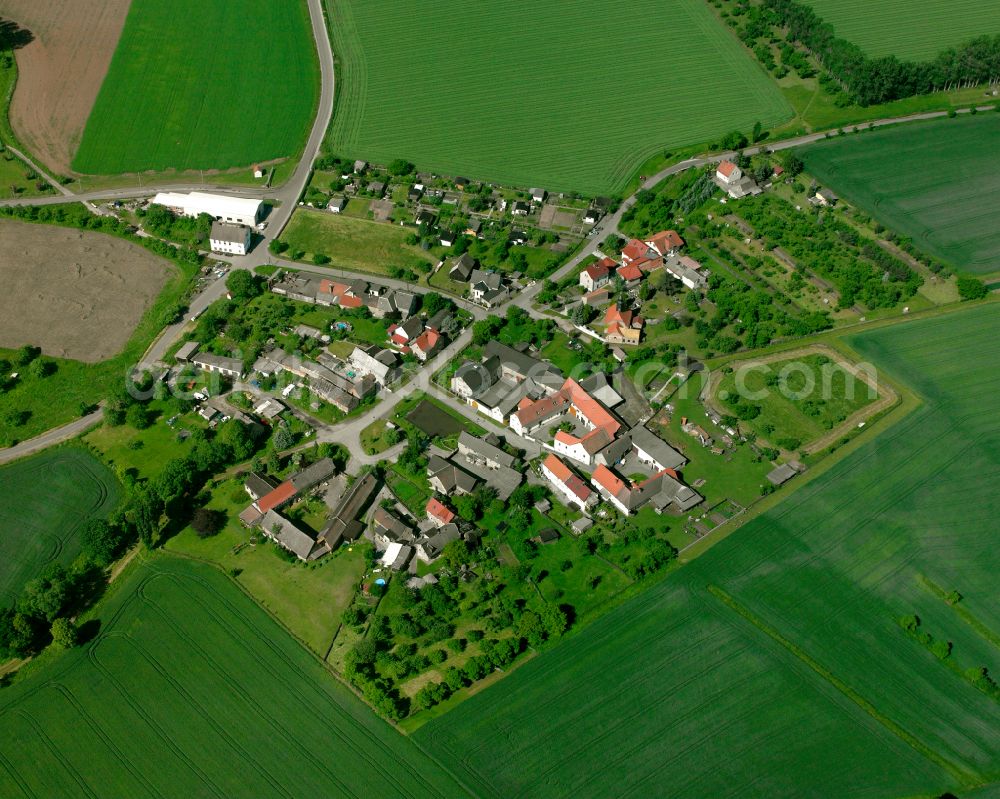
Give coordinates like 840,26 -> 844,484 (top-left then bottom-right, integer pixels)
387,159 -> 415,176
50,617 -> 78,649
81,519 -> 122,565
272,423 -> 295,450
226,270 -> 264,302
421,292 -> 450,318
126,403 -> 152,430
782,152 -> 804,177
14,344 -> 39,366
27,358 -> 54,379
471,316 -> 503,346
191,508 -> 225,538
441,539 -> 470,571
957,276 -> 988,301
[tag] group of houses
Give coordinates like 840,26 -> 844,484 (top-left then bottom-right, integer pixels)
252,344 -> 401,413
447,253 -> 514,308
577,228 -> 708,346
270,271 -> 420,320
450,342 -> 702,517
387,307 -> 455,362
237,458 -> 368,561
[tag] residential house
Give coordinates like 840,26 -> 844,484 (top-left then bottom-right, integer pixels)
175,341 -> 200,362
448,253 -> 478,282
192,353 -> 244,379
579,257 -> 616,292
590,464 -> 702,515
509,229 -> 528,246
368,181 -> 385,197
320,471 -> 381,550
411,328 -> 444,362
664,255 -> 707,290
715,160 -> 742,186
260,510 -> 326,561
426,497 -> 456,527
350,345 -> 402,386
452,431 -> 522,500
469,269 -> 510,307
209,221 -> 251,256
815,188 -> 838,206
604,303 -> 644,346
427,455 -> 480,495
416,522 -> 461,563
583,207 -> 602,225
512,200 -> 530,216
389,315 -> 425,348
529,188 -> 546,204
327,196 -> 347,213
371,506 -> 415,547
621,238 -> 655,264
379,541 -> 413,571
644,230 -> 684,258
244,472 -> 278,502
541,454 -> 597,512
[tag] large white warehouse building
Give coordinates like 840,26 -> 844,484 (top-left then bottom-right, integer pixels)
151,191 -> 263,227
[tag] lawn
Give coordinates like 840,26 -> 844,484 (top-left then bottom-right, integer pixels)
416,303 -> 1000,798
326,0 -> 791,194
800,0 -> 1000,61
72,0 -> 318,174
716,353 -> 878,450
0,555 -> 470,797
798,115 -> 1000,275
0,447 -> 120,607
282,209 -> 435,278
164,478 -> 366,656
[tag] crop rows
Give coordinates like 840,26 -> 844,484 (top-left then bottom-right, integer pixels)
0,558 -> 469,798
801,0 -> 1000,61
326,0 -> 791,194
799,115 -> 1000,274
72,0 -> 318,174
420,303 -> 1000,798
0,448 -> 120,607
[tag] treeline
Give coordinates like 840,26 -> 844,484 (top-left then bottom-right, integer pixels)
762,0 -> 1000,105
0,203 -> 203,266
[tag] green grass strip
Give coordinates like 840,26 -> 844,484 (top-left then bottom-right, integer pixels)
919,575 -> 1000,652
707,584 -> 972,783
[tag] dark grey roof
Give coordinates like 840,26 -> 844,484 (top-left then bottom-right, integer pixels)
628,426 -> 687,470
290,458 -> 337,492
245,472 -> 278,500
210,221 -> 249,243
483,340 -> 563,385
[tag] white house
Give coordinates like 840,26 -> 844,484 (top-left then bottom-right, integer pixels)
192,352 -> 244,379
209,221 -> 251,256
715,161 -> 742,185
151,191 -> 263,227
541,454 -> 596,512
663,255 -> 707,291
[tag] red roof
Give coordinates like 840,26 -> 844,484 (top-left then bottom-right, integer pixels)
543,454 -> 592,502
426,497 -> 455,524
621,239 -> 652,263
617,264 -> 642,282
631,257 -> 660,274
717,160 -> 737,177
591,464 -> 626,496
413,329 -> 441,354
772,165 -> 784,176
644,230 -> 684,255
583,263 -> 611,282
255,480 -> 296,513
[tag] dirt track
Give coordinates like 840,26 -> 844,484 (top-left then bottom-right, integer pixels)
0,0 -> 131,173
702,344 -> 899,455
0,219 -> 170,362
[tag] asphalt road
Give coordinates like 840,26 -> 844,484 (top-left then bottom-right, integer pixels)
0,408 -> 103,465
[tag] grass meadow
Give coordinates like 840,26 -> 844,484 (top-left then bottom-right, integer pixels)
326,0 -> 790,193
800,0 -> 1000,60
72,0 -> 318,174
799,115 -> 1000,275
282,209 -> 435,278
0,555 -> 470,798
0,448 -> 120,607
418,303 -> 1000,798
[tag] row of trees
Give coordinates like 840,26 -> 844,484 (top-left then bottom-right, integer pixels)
763,0 -> 1000,106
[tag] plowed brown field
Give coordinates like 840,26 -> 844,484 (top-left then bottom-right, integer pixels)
0,0 -> 130,173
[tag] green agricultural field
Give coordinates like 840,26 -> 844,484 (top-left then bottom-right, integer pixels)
0,448 -> 119,607
72,0 -> 318,174
800,0 -> 1000,61
326,0 -> 791,193
716,352 -> 879,450
798,115 -> 1000,275
418,303 -> 1000,798
282,210 -> 434,278
0,555 -> 469,797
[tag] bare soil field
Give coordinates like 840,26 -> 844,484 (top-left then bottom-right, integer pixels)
0,219 -> 169,362
0,0 -> 130,173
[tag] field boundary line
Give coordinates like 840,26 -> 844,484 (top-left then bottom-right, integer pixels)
706,584 -> 973,784
918,575 -> 1000,653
